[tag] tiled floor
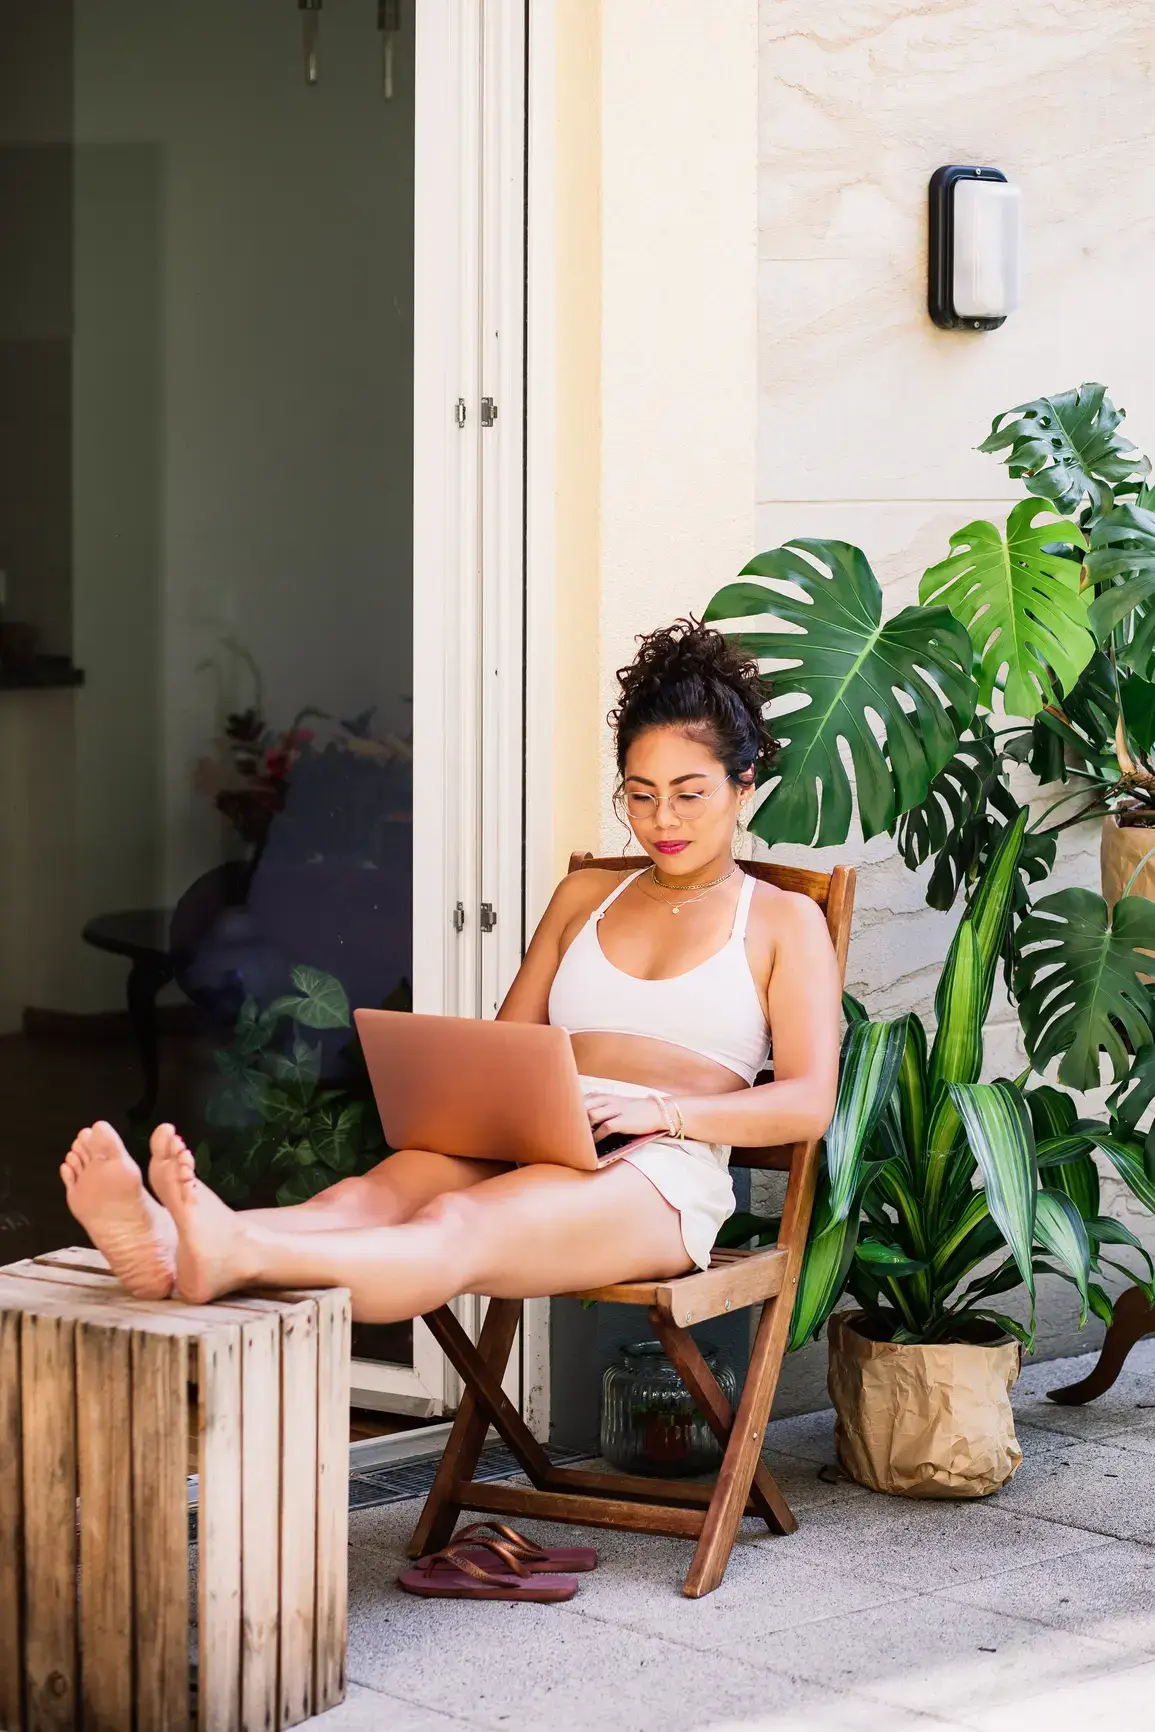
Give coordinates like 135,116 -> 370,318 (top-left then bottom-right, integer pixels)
312,1341 -> 1155,1732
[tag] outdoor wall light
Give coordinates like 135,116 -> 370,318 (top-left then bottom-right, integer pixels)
928,166 -> 1021,330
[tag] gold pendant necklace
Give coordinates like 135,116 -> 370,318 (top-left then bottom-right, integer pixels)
647,862 -> 738,915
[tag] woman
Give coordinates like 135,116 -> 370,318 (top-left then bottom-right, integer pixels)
60,621 -> 841,1320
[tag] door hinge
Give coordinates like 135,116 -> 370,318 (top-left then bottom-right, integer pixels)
479,903 -> 497,933
452,901 -> 466,933
480,397 -> 498,427
454,398 -> 467,428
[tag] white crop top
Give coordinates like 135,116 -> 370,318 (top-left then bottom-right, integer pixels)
548,868 -> 771,1086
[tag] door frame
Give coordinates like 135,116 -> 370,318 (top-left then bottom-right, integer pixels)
354,0 -> 556,1429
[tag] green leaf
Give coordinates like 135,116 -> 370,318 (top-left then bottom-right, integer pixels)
276,1166 -> 335,1205
1086,1129 -> 1155,1214
1120,673 -> 1155,757
1086,503 -> 1155,664
920,500 -> 1090,719
1086,1215 -> 1155,1287
1108,1044 -> 1155,1132
705,541 -> 976,846
1049,1147 -> 1100,1219
1034,1189 -> 1092,1325
978,383 -> 1150,515
1088,1284 -> 1116,1327
826,1019 -> 908,1224
288,966 -> 351,1030
1016,888 -> 1155,1090
971,1310 -> 1034,1349
855,1238 -> 929,1277
714,1210 -> 781,1250
949,1080 -> 1038,1301
787,1177 -> 865,1351
1025,1084 -> 1078,1141
894,1014 -> 928,1166
928,920 -> 982,1099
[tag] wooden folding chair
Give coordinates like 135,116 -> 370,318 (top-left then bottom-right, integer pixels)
408,854 -> 855,1598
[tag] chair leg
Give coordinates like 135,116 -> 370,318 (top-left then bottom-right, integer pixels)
682,1291 -> 794,1600
649,1309 -> 796,1537
1046,1285 -> 1155,1405
407,1299 -> 522,1559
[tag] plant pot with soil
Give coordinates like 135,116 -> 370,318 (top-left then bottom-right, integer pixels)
826,1310 -> 1022,1498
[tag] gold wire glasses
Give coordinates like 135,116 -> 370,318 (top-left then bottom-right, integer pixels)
616,777 -> 735,823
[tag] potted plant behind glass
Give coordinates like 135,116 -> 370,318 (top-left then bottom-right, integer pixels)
716,816 -> 1155,1498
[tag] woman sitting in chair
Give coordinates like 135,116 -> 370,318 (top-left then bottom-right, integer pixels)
60,620 -> 841,1320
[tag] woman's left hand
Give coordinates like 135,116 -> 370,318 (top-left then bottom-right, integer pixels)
585,1092 -> 669,1142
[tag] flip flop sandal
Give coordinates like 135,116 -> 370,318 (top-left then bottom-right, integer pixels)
451,1520 -> 598,1575
397,1538 -> 578,1603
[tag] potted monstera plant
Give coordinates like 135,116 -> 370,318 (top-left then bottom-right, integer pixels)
717,816 -> 1155,1497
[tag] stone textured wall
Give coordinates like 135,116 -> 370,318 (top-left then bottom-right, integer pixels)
753,0 -> 1155,1402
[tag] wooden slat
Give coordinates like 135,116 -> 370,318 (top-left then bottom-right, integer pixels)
279,1302 -> 318,1730
240,1312 -> 282,1732
456,1479 -> 707,1539
421,1306 -> 553,1486
575,1245 -> 786,1321
650,1308 -> 795,1536
0,1308 -> 24,1732
76,1321 -> 134,1732
567,852 -> 834,904
21,1311 -> 78,1732
313,1293 -> 351,1715
198,1326 -> 244,1732
132,1329 -> 190,1732
546,1462 -> 761,1515
408,1300 -> 523,1561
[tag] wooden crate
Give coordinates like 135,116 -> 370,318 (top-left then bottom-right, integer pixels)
0,1248 -> 352,1732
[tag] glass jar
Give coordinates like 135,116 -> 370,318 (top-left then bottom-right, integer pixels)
599,1340 -> 738,1477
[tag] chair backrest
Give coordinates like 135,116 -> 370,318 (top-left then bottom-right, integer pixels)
565,852 -> 856,1170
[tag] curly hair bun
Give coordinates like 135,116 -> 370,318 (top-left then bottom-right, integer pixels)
610,616 -> 778,780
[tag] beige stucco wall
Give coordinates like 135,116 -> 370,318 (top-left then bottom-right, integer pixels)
548,0 -> 1155,1413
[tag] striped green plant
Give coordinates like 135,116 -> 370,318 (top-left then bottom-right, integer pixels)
717,812 -> 1155,1348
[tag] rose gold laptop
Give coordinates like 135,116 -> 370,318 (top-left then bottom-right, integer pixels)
353,1010 -> 659,1169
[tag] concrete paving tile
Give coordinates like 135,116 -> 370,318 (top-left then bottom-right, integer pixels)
993,1437 -> 1155,1543
558,1524 -> 914,1647
310,1682 -> 479,1731
761,1406 -> 839,1464
690,1704 -> 975,1732
773,1488 -> 1112,1591
760,1592 -> 1133,1720
347,1591 -> 840,1732
1011,1340 -> 1155,1440
938,1536 -> 1155,1655
959,1657 -> 1155,1732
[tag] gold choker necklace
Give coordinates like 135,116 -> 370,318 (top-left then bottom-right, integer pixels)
646,862 -> 738,915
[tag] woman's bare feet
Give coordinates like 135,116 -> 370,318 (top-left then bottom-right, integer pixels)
148,1125 -> 261,1303
59,1123 -> 178,1300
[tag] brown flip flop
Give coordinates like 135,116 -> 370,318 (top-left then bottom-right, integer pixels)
451,1520 -> 598,1575
398,1538 -> 578,1603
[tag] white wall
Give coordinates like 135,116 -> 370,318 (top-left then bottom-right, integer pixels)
596,0 -> 760,835
754,0 -> 1155,1361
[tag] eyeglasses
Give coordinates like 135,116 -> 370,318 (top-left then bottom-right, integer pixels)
617,777 -> 735,823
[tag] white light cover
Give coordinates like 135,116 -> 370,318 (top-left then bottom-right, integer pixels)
952,179 -> 1021,320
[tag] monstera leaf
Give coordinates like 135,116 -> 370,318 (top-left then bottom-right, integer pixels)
979,382 -> 1151,515
705,541 -> 976,847
1086,502 -> 1155,677
920,500 -> 1090,719
1016,888 -> 1155,1090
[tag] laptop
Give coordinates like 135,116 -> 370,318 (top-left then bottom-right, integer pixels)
354,1009 -> 660,1170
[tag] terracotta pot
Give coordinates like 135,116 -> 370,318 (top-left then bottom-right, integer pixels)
1101,814 -> 1155,910
827,1311 -> 1022,1499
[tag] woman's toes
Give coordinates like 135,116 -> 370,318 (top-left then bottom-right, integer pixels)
60,1162 -> 75,1189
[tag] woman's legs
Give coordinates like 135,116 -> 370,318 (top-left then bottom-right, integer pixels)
61,1119 -> 504,1299
151,1134 -> 693,1321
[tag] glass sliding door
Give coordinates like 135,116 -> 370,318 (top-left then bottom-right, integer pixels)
1,0 -> 422,1379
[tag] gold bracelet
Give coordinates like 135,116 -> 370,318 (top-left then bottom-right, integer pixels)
652,1094 -> 678,1139
670,1100 -> 686,1140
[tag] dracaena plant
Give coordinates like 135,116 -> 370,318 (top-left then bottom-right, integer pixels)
717,816 -> 1155,1349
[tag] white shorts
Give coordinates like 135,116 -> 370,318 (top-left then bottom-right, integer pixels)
579,1074 -> 734,1271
